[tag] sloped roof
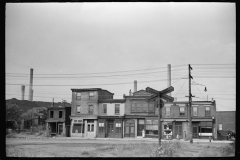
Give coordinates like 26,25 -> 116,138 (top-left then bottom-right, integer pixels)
133,90 -> 152,96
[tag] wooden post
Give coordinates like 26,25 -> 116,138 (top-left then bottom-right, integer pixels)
189,64 -> 193,143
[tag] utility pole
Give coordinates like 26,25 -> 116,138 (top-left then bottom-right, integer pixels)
187,64 -> 194,143
158,97 -> 162,146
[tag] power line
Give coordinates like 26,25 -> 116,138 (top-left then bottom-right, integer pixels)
174,78 -> 187,97
6,64 -> 187,76
5,77 -> 185,87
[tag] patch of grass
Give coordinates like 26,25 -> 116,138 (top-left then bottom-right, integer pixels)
148,140 -> 182,157
81,151 -> 90,156
6,148 -> 36,157
6,133 -> 17,138
222,140 -> 235,156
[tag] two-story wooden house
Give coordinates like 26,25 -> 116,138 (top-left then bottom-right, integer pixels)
46,105 -> 71,136
70,88 -> 114,138
97,99 -> 125,138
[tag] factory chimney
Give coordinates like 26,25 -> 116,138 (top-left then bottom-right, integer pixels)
167,64 -> 171,96
28,68 -> 33,101
134,80 -> 137,92
21,85 -> 25,100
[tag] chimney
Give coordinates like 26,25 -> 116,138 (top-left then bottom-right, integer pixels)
129,89 -> 132,96
28,68 -> 33,101
134,80 -> 137,92
167,64 -> 171,96
21,85 -> 25,100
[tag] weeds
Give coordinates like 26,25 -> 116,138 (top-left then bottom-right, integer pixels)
81,151 -> 90,156
6,148 -> 36,157
148,140 -> 181,157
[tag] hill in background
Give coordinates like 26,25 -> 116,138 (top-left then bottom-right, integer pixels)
6,98 -> 71,112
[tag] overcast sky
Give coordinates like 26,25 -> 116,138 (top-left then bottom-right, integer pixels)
6,2 -> 235,111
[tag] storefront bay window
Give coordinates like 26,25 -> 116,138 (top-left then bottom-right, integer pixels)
199,121 -> 212,137
145,120 -> 158,135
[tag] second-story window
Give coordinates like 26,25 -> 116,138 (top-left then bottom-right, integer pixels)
205,106 -> 210,116
50,111 -> 54,118
89,92 -> 94,100
76,92 -> 81,100
89,105 -> 94,115
103,104 -> 107,114
59,111 -> 63,118
193,106 -> 198,116
77,105 -> 81,114
115,104 -> 120,115
180,107 -> 185,116
166,107 -> 170,116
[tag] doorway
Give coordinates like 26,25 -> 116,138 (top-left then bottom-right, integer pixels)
87,120 -> 94,137
137,119 -> 145,136
175,122 -> 182,139
58,123 -> 63,135
124,120 -> 135,137
107,120 -> 114,137
193,126 -> 198,138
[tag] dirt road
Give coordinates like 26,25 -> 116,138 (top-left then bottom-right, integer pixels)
6,138 -> 235,157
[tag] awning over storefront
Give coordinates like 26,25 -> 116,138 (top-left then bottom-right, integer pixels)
70,115 -> 98,120
98,116 -> 124,119
46,119 -> 65,123
192,119 -> 213,122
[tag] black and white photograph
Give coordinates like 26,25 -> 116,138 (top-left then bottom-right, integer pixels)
6,2 -> 236,157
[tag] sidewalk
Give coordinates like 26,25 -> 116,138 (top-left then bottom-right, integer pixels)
56,136 -> 233,143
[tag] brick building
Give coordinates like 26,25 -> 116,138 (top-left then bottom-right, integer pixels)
215,111 -> 235,132
70,88 -> 114,137
97,99 -> 125,138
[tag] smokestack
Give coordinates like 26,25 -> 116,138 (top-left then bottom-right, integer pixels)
129,90 -> 132,96
134,80 -> 137,92
167,64 -> 171,96
28,68 -> 33,101
31,89 -> 34,101
21,85 -> 25,100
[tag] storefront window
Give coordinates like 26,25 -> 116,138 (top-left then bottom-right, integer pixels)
145,120 -> 158,135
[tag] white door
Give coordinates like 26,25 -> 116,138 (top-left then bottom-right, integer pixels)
87,123 -> 94,137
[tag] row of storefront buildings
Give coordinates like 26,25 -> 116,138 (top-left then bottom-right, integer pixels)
45,87 -> 235,140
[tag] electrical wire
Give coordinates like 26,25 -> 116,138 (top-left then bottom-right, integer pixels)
174,78 -> 187,97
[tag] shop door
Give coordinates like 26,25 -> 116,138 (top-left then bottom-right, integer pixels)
58,124 -> 63,135
137,119 -> 145,136
106,120 -> 114,137
87,120 -> 94,137
124,120 -> 135,137
175,125 -> 182,139
192,126 -> 198,138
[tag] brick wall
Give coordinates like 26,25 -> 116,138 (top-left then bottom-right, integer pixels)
216,111 -> 235,132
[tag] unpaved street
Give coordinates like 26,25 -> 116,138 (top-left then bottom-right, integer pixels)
6,138 -> 235,157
